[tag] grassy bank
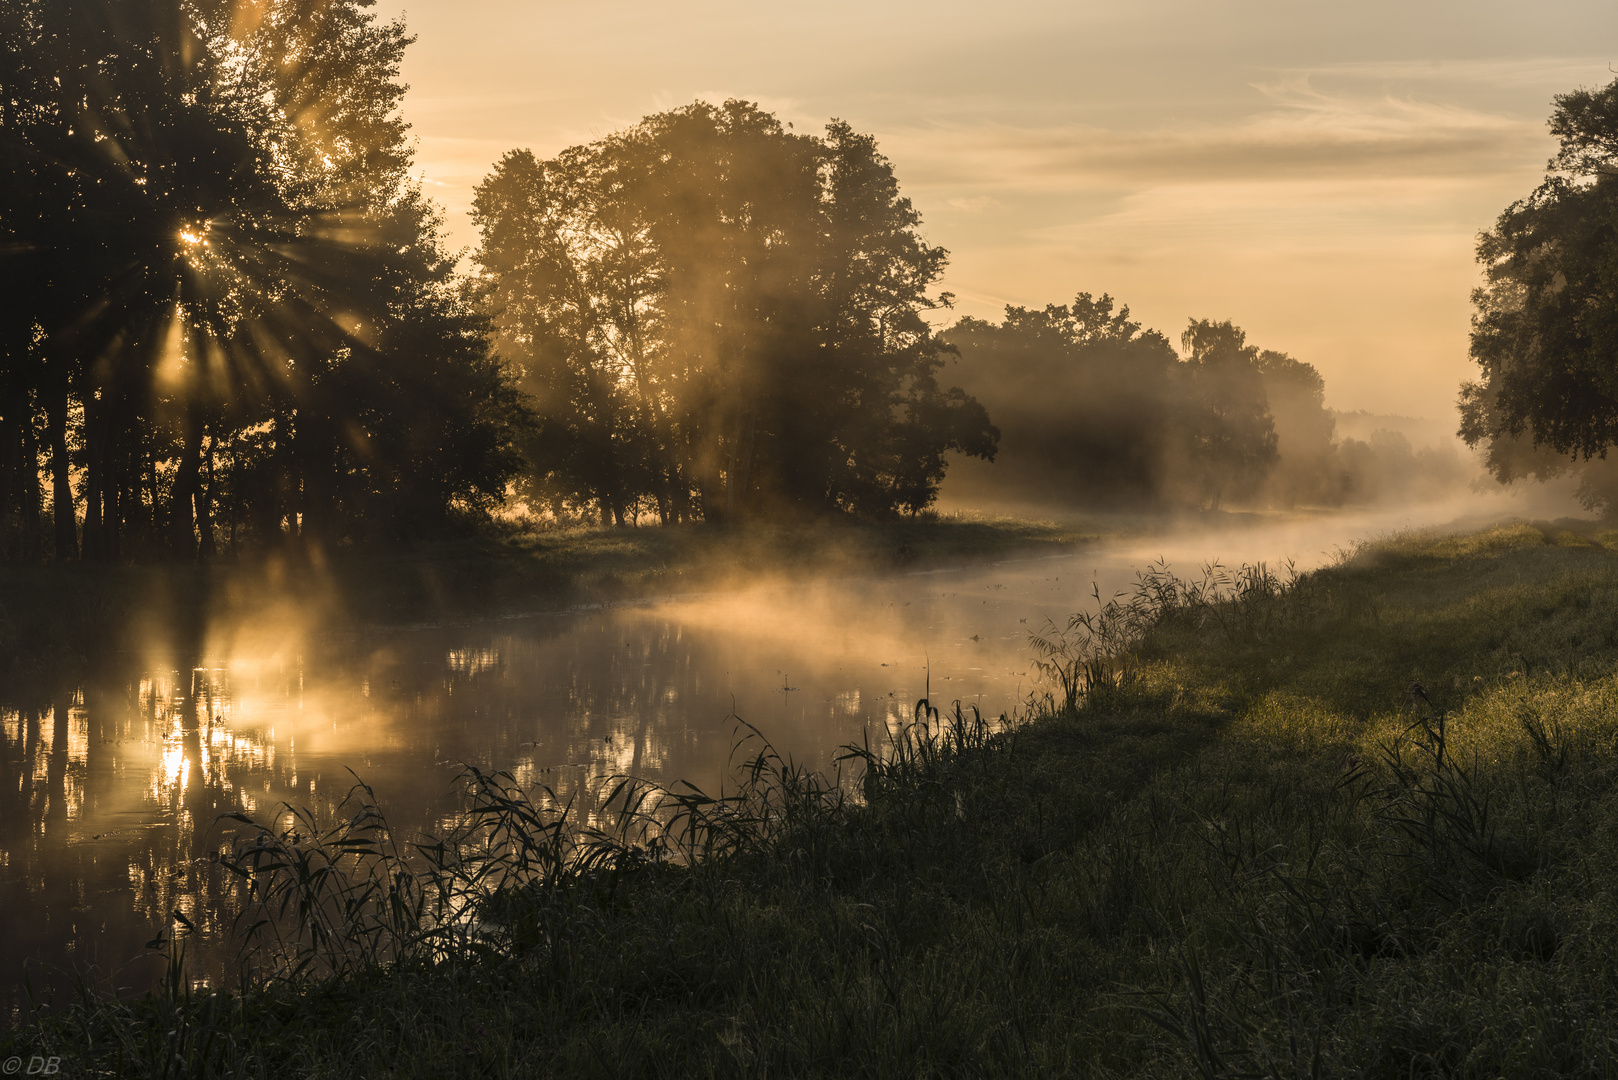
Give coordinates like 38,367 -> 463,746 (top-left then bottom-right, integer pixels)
345,512 -> 1098,616
0,514 -> 1095,683
11,521 -> 1618,1076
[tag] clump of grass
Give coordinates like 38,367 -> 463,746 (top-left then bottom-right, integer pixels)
211,719 -> 860,987
1030,557 -> 1317,713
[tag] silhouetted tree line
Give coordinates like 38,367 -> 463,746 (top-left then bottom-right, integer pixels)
7,0 -> 1503,560
472,101 -> 997,525
941,296 -> 1468,511
1,0 -> 997,558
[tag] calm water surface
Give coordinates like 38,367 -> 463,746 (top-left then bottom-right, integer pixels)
0,506 -> 1510,1015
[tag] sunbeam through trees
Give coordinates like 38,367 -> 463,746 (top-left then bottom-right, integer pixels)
0,0 -> 528,560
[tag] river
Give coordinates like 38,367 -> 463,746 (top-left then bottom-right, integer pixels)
0,501 -> 1542,1016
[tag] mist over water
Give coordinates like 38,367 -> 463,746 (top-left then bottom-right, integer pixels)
0,491 -> 1581,1014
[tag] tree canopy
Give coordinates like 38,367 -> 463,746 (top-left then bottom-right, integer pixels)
1461,76 -> 1618,508
0,8 -> 1484,557
1177,319 -> 1281,509
940,299 -> 1373,511
941,295 -> 1178,505
473,101 -> 997,524
0,0 -> 528,559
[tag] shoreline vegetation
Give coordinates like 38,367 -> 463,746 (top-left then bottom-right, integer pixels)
0,513 -> 1101,682
10,520 -> 1618,1075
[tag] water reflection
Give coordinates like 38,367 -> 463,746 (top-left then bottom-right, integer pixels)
0,502 -> 1539,1015
3,584 -> 1002,1016
0,676 -> 250,1018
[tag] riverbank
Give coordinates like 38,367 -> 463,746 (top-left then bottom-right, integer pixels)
10,520 -> 1618,1076
0,513 -> 1103,685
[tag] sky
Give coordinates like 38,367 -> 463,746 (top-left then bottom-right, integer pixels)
370,0 -> 1618,421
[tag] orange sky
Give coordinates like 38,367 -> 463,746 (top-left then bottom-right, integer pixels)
373,0 -> 1618,422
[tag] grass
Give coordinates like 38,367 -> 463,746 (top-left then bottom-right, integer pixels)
11,520 -> 1618,1076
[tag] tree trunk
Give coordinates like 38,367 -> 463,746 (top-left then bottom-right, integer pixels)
171,400 -> 203,558
0,387 -> 19,541
723,424 -> 737,521
146,442 -> 159,548
724,410 -> 757,520
298,411 -> 340,548
81,392 -> 104,560
672,462 -> 690,525
263,414 -> 290,545
196,427 -> 215,560
696,478 -> 716,523
90,388 -> 126,563
19,399 -> 41,551
102,434 -> 121,562
46,382 -> 76,560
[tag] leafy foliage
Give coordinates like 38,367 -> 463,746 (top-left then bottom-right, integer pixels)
943,299 -> 1370,510
473,101 -> 997,523
0,0 -> 529,559
1461,77 -> 1618,512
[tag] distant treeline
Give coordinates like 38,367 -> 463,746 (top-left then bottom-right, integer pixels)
939,296 -> 1471,512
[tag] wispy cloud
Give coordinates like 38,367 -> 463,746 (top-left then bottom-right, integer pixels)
1291,56 -> 1616,90
887,80 -> 1546,198
945,195 -> 1002,213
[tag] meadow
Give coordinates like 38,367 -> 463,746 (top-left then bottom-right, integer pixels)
8,519 -> 1618,1077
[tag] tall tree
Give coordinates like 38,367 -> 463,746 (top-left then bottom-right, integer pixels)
473,144 -> 659,524
1254,348 -> 1340,507
943,294 -> 1180,508
1461,76 -> 1618,500
475,101 -> 995,523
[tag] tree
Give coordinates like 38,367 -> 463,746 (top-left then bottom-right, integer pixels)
474,101 -> 995,523
472,143 -> 665,525
1254,348 -> 1341,507
942,294 -> 1180,507
0,0 -> 528,558
1461,76 -> 1618,502
1174,320 -> 1278,509
942,301 -> 1352,511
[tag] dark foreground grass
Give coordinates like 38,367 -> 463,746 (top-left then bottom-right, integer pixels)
12,521 -> 1618,1076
